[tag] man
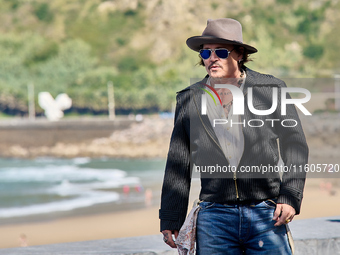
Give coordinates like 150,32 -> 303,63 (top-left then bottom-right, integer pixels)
159,18 -> 308,254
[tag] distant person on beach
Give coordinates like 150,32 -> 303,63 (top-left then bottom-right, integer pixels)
144,188 -> 153,207
18,233 -> 28,247
159,18 -> 308,254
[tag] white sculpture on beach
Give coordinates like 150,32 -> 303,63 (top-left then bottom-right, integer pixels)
38,92 -> 72,121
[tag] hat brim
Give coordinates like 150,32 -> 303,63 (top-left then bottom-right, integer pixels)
186,36 -> 257,54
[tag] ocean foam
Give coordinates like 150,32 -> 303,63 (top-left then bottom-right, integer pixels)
0,191 -> 120,218
0,162 -> 141,218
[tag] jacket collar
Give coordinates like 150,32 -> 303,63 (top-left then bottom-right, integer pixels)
242,68 -> 257,94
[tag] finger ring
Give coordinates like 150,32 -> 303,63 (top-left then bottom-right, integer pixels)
285,219 -> 291,224
163,236 -> 168,243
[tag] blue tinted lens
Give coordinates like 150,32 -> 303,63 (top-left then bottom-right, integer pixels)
199,49 -> 229,59
199,49 -> 211,59
215,49 -> 229,59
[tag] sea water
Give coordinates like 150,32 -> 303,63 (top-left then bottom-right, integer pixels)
0,157 -> 166,220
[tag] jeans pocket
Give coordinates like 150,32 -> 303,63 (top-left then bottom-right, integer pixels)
261,199 -> 277,209
199,201 -> 215,211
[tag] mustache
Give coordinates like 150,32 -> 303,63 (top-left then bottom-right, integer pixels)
208,62 -> 222,69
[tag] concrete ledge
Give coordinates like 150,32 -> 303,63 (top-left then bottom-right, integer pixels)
1,216 -> 340,255
0,235 -> 176,255
290,216 -> 340,254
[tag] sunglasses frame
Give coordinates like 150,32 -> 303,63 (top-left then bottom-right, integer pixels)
199,48 -> 234,60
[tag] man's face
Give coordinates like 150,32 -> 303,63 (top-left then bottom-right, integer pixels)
202,43 -> 241,79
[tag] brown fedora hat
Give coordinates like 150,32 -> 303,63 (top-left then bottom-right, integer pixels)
186,18 -> 257,54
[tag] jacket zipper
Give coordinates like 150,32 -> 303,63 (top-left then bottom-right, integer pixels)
234,114 -> 246,200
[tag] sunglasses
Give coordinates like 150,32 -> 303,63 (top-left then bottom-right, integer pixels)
199,48 -> 234,60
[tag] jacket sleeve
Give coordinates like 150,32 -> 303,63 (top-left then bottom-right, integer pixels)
159,91 -> 192,232
275,80 -> 309,214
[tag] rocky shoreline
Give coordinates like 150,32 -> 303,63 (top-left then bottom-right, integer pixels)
0,116 -> 173,159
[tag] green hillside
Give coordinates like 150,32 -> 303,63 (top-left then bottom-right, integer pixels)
0,0 -> 339,115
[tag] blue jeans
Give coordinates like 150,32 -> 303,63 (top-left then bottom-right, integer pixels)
196,200 -> 292,255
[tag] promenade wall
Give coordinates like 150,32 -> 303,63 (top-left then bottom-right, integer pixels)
0,216 -> 340,254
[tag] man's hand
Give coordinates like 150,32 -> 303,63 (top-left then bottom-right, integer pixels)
273,203 -> 296,227
161,230 -> 179,248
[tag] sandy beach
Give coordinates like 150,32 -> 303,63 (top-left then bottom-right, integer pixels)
0,205 -> 161,249
0,177 -> 339,249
